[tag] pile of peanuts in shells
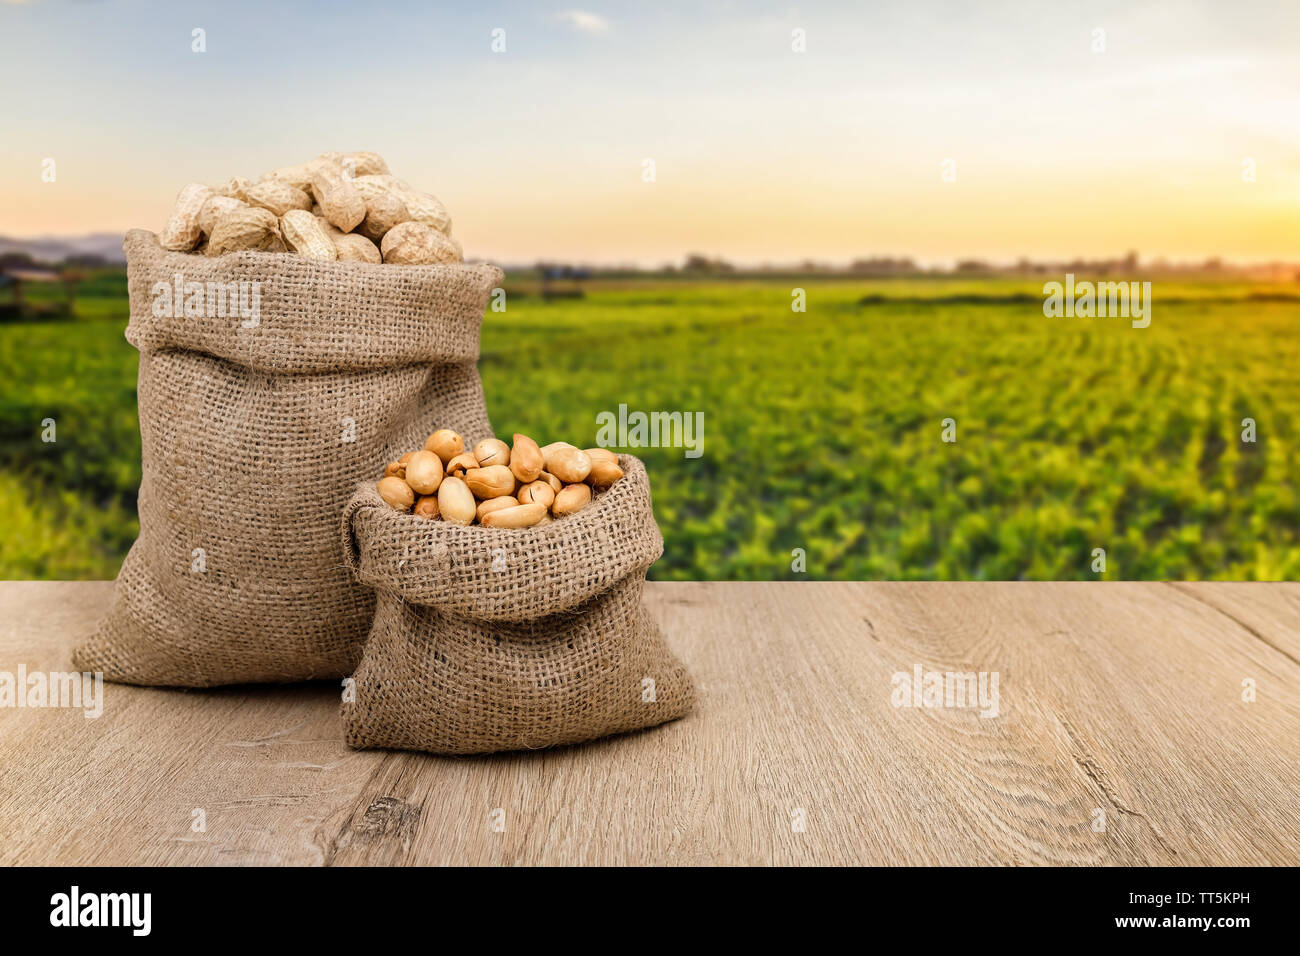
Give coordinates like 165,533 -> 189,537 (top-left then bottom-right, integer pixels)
157,151 -> 462,265
378,430 -> 626,529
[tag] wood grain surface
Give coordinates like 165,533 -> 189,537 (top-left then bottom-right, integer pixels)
1,581 -> 1297,866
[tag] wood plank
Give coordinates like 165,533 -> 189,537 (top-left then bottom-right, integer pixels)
0,581 -> 1296,865
1164,581 -> 1300,664
0,583 -> 379,866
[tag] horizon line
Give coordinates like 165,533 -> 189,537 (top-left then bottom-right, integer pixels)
4,232 -> 1299,273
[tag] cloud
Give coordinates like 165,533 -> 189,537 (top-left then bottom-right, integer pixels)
556,9 -> 609,34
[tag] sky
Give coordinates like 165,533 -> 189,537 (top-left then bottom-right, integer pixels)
1,0 -> 1297,266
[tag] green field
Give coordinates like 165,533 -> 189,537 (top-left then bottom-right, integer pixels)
2,273 -> 1298,580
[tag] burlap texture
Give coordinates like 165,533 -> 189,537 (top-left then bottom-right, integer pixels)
72,230 -> 502,686
341,455 -> 696,754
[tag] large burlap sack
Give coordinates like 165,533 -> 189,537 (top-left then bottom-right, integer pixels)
341,455 -> 696,754
72,229 -> 502,686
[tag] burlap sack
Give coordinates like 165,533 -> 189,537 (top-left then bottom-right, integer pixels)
72,229 -> 502,686
341,455 -> 695,754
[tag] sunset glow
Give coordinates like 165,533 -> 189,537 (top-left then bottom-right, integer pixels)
2,0 -> 1297,264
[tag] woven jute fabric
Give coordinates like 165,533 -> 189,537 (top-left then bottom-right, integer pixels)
72,230 -> 502,686
341,455 -> 696,754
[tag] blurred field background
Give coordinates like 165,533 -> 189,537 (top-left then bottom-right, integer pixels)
5,2 -> 1298,580
2,267 -> 1297,580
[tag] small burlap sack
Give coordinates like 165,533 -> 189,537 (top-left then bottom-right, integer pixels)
73,229 -> 502,686
341,455 -> 695,754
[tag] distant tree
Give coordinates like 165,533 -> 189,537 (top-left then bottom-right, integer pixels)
850,257 -> 918,275
682,254 -> 734,274
0,251 -> 38,270
63,253 -> 108,269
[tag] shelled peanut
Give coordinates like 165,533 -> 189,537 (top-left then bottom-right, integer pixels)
157,151 -> 462,265
376,430 -> 625,528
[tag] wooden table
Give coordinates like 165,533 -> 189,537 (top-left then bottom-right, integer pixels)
1,581 -> 1297,866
